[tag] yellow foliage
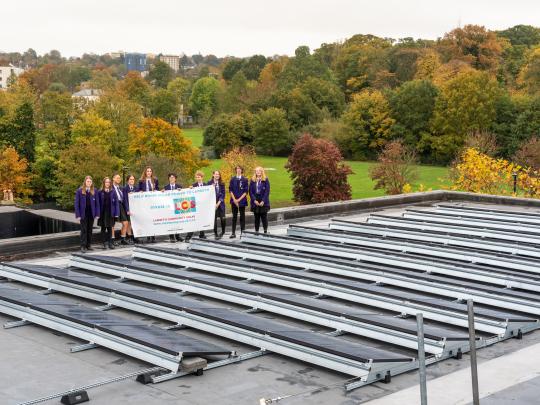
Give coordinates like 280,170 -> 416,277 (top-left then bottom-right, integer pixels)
219,146 -> 261,202
451,148 -> 540,198
402,183 -> 412,194
0,147 -> 31,199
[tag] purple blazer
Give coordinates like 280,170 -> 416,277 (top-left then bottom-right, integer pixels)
123,184 -> 138,212
138,178 -> 159,192
229,176 -> 249,207
164,183 -> 183,191
98,189 -> 119,218
74,188 -> 100,219
249,178 -> 270,209
207,180 -> 226,214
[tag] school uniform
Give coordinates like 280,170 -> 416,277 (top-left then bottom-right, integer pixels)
138,178 -> 159,242
164,182 -> 183,242
74,187 -> 100,252
249,178 -> 270,233
185,181 -> 207,241
122,183 -> 138,244
113,184 -> 128,222
138,178 -> 159,192
208,180 -> 226,238
97,189 -> 119,248
229,175 -> 248,237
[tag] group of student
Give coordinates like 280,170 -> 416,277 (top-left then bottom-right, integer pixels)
74,165 -> 271,252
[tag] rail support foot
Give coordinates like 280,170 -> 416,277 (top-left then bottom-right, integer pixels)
60,391 -> 89,405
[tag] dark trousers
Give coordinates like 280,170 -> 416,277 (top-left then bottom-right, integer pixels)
186,231 -> 205,239
101,226 -> 113,244
231,205 -> 245,234
80,216 -> 94,248
214,210 -> 226,235
254,212 -> 268,232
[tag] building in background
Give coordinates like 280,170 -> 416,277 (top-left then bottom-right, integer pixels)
124,53 -> 147,72
159,54 -> 180,72
0,64 -> 24,89
72,88 -> 102,103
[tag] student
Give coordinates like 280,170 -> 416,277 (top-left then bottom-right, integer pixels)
209,170 -> 226,239
163,172 -> 183,243
98,176 -> 119,249
123,174 -> 138,244
229,165 -> 248,238
74,176 -> 100,253
185,171 -> 207,242
112,173 -> 129,246
249,166 -> 270,234
138,166 -> 158,243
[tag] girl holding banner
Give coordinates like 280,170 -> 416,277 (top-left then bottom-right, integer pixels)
138,166 -> 159,243
123,174 -> 138,244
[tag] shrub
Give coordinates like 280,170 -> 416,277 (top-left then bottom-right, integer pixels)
286,133 -> 352,203
252,107 -> 291,156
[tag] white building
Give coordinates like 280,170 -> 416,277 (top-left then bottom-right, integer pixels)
71,88 -> 102,102
0,65 -> 24,89
159,54 -> 180,72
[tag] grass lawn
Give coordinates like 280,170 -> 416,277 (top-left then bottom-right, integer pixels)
183,127 -> 450,207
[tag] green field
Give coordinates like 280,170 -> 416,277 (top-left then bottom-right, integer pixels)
183,128 -> 450,207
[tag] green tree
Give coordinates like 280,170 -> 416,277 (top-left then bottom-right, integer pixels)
38,90 -> 74,130
118,71 -> 152,107
498,25 -> 540,47
299,77 -> 346,117
148,61 -> 174,88
0,101 -> 36,162
89,69 -> 116,90
270,88 -> 322,131
203,111 -> 254,155
252,107 -> 291,156
71,111 -> 117,152
278,46 -> 333,89
167,77 -> 191,106
149,89 -> 179,123
242,55 -> 268,80
340,89 -> 396,159
189,76 -> 220,123
222,58 -> 245,81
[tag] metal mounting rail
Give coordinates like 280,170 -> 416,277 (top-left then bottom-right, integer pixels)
433,206 -> 540,225
0,298 -> 183,372
287,225 -> 540,274
240,231 -> 540,295
0,265 -> 400,381
130,246 -> 515,336
435,204 -> 540,219
329,219 -> 540,258
403,210 -> 540,233
0,262 -> 452,355
366,215 -> 540,245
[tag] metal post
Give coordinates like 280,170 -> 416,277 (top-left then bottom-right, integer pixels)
416,313 -> 428,405
467,299 -> 480,405
512,172 -> 517,195
122,166 -> 129,187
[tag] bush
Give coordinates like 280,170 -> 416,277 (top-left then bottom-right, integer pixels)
203,111 -> 254,156
369,140 -> 418,195
514,136 -> 540,170
252,107 -> 291,156
285,133 -> 352,203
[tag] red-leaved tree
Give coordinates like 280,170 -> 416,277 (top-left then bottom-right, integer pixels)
285,133 -> 353,204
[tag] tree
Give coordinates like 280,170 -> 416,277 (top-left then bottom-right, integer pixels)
414,49 -> 441,80
167,77 -> 191,106
222,58 -> 244,81
513,136 -> 540,170
286,133 -> 352,203
0,101 -> 37,162
89,68 -> 116,90
270,88 -> 322,131
71,111 -> 117,152
278,46 -> 333,89
189,76 -> 220,123
369,140 -> 418,195
219,146 -> 260,199
252,108 -> 291,156
128,118 -> 207,182
498,25 -> 540,47
118,71 -> 152,107
148,61 -> 174,88
0,146 -> 31,200
203,111 -> 254,156
389,80 -> 438,151
38,90 -> 74,130
242,55 -> 268,80
149,89 -> 179,123
340,89 -> 395,159
518,47 -> 540,94
299,77 -> 346,117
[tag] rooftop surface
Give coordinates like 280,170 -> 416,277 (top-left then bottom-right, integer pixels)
1,200 -> 540,405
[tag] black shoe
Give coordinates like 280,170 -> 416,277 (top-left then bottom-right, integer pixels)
103,243 -> 109,250
127,237 -> 134,245
199,234 -> 207,239
86,246 -> 94,251
108,242 -> 115,249
264,230 -> 268,234
120,238 -> 129,245
229,234 -> 236,239
112,239 -> 119,246
80,247 -> 87,253
175,235 -> 184,242
185,236 -> 191,242
169,236 -> 176,243
214,234 -> 221,240
151,236 -> 156,243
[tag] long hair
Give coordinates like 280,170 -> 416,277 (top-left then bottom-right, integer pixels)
126,174 -> 136,184
251,166 -> 267,181
81,176 -> 95,195
139,166 -> 156,182
212,170 -> 224,186
101,176 -> 112,191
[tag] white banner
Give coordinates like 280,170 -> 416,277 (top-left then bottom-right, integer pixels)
128,186 -> 216,237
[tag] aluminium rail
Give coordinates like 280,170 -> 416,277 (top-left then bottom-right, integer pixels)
239,231 -> 540,295
433,206 -> 540,225
403,210 -> 540,233
366,215 -> 540,245
130,245 -> 524,337
0,263 -> 409,384
329,219 -> 540,258
287,225 -> 540,274
0,262 -> 454,356
435,203 -> 540,219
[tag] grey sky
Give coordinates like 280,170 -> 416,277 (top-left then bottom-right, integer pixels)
3,0 -> 539,58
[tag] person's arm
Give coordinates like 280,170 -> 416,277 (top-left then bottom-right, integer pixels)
95,191 -> 101,218
260,179 -> 270,206
229,179 -> 237,205
154,179 -> 159,191
74,189 -> 81,219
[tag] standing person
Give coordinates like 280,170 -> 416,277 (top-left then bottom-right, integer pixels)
208,170 -> 226,239
138,166 -> 159,243
229,165 -> 248,238
74,176 -> 100,253
185,171 -> 207,242
98,176 -> 119,249
112,173 -> 129,246
249,166 -> 271,234
123,174 -> 138,244
163,172 -> 183,243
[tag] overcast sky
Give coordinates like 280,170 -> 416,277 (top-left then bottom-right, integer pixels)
2,0 -> 539,58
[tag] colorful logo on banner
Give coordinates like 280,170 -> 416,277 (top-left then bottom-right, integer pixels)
173,197 -> 196,214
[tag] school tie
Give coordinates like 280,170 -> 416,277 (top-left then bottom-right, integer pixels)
147,179 -> 151,191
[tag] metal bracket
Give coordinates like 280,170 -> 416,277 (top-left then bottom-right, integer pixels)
70,342 -> 99,353
94,304 -> 116,311
4,319 -> 32,329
